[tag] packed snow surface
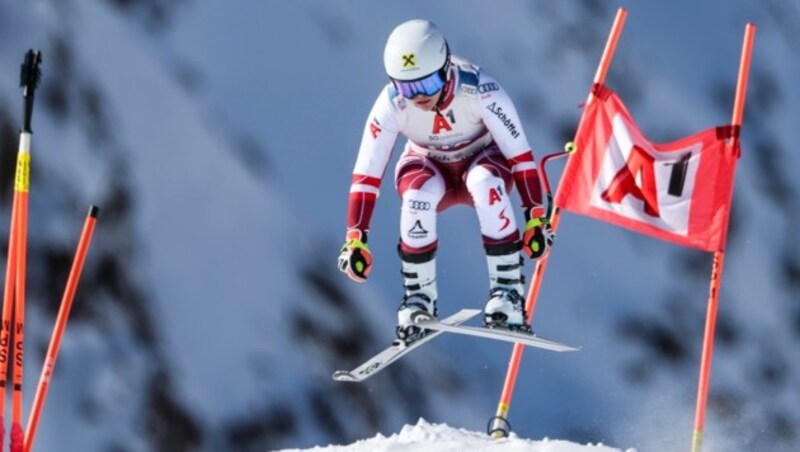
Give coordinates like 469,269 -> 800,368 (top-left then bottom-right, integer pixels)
279,419 -> 631,452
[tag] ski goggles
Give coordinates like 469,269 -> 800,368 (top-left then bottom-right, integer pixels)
392,70 -> 446,98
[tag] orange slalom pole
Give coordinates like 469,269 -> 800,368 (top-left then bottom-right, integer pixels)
691,23 -> 755,452
0,182 -> 20,451
730,24 -> 755,144
490,8 -> 628,437
587,7 -> 628,106
489,211 -> 564,437
10,177 -> 29,452
24,206 -> 99,452
8,49 -> 42,452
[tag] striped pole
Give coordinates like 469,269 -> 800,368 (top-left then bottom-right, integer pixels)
25,206 -> 99,452
10,141 -> 30,452
1,49 -> 42,452
0,159 -> 19,451
489,8 -> 627,438
691,23 -> 755,452
10,49 -> 42,452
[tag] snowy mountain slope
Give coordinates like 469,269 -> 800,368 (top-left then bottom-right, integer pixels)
0,0 -> 797,451
0,1 -> 515,451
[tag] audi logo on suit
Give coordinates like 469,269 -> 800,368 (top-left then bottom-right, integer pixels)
407,200 -> 431,211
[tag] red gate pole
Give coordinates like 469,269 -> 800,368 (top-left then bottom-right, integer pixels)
1,50 -> 42,452
0,164 -> 20,451
691,23 -> 755,452
25,206 -> 99,452
489,8 -> 628,437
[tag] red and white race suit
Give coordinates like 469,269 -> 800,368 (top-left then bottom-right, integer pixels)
347,56 -> 544,255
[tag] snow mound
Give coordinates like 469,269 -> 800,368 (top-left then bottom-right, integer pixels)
278,419 -> 632,452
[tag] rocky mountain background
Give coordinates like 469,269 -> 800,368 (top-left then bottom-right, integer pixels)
0,1 -> 797,451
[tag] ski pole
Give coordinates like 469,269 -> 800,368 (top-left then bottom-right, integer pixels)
11,49 -> 42,452
25,206 -> 99,452
489,7 -> 627,438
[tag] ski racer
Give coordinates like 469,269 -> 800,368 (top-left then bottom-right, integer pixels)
338,19 -> 554,343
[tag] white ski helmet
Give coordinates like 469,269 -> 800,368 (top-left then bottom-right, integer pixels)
384,19 -> 450,82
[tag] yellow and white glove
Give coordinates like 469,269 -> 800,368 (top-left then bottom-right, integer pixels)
337,229 -> 373,282
521,208 -> 555,259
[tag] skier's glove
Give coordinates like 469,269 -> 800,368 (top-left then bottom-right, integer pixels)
338,228 -> 373,282
522,207 -> 554,259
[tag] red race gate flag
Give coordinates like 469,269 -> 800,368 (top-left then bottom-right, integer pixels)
555,84 -> 740,252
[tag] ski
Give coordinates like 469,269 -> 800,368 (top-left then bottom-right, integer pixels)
332,308 -> 481,383
411,311 -> 579,352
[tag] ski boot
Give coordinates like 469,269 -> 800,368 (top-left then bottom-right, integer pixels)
483,244 -> 532,333
396,249 -> 438,344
